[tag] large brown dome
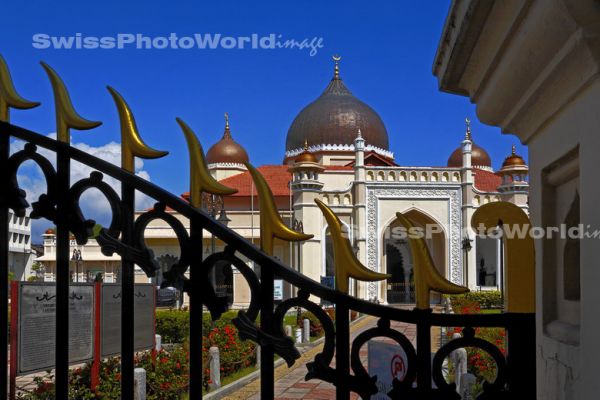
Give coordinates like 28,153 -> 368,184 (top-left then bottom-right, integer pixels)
447,142 -> 492,168
206,116 -> 249,164
285,64 -> 389,153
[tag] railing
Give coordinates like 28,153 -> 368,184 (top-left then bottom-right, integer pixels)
0,122 -> 536,399
0,56 -> 535,399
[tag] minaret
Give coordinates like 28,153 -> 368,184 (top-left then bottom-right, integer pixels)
288,141 -> 324,284
461,118 -> 476,288
497,145 -> 529,211
353,129 -> 369,299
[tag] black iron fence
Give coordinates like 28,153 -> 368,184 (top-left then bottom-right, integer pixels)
0,120 -> 536,399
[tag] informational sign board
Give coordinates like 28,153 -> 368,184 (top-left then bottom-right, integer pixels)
273,280 -> 283,301
368,341 -> 409,400
17,283 -> 95,375
100,284 -> 155,357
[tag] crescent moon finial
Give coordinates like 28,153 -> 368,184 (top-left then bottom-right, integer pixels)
394,212 -> 468,309
316,199 -> 390,293
245,162 -> 313,255
471,202 -> 534,313
176,117 -> 237,207
465,117 -> 472,141
107,86 -> 168,172
40,62 -> 101,143
332,55 -> 341,79
0,55 -> 40,122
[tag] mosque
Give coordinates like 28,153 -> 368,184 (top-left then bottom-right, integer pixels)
38,58 -> 529,306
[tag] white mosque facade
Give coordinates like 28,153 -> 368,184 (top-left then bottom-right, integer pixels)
38,61 -> 529,306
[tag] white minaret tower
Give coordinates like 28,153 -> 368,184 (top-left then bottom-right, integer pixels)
352,129 -> 370,299
497,145 -> 529,212
461,118 -> 477,288
289,141 -> 325,285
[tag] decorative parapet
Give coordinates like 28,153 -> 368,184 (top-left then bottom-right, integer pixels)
364,166 -> 462,184
285,143 -> 394,160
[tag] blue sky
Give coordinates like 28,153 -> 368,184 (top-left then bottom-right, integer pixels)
2,0 -> 527,241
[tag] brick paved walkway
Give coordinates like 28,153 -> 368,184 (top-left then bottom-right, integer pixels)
222,313 -> 433,400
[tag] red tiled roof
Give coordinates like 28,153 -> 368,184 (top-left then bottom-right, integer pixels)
219,165 -> 291,197
325,165 -> 354,171
473,169 -> 502,192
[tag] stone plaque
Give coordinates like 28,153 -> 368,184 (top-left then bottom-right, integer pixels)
101,284 -> 155,357
17,283 -> 94,375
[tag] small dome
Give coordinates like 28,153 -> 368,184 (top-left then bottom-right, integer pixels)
295,140 -> 318,163
206,114 -> 249,165
44,228 -> 55,235
285,57 -> 389,153
447,143 -> 492,168
502,146 -> 527,168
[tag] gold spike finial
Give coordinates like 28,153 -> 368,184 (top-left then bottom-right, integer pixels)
304,139 -> 308,151
40,62 -> 101,143
465,117 -> 472,141
0,55 -> 40,122
177,117 -> 237,207
511,144 -> 516,156
394,212 -> 468,309
332,55 -> 341,79
224,112 -> 229,130
245,162 -> 313,255
107,86 -> 168,172
316,199 -> 390,293
471,202 -> 535,313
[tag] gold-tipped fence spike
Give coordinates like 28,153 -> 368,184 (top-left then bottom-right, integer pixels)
394,212 -> 468,309
0,55 -> 40,122
176,117 -> 237,207
471,202 -> 535,313
245,162 -> 313,255
315,199 -> 390,294
40,62 -> 101,143
106,86 -> 168,172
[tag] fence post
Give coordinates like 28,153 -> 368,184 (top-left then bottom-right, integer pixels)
295,327 -> 302,344
155,334 -> 162,351
303,319 -> 310,343
209,346 -> 221,390
134,367 -> 146,400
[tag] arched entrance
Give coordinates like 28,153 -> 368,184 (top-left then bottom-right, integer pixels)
383,209 -> 447,304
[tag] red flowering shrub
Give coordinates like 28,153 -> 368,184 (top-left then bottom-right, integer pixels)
202,322 -> 256,389
447,299 -> 507,387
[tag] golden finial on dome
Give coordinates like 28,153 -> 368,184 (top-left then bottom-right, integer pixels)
465,117 -> 472,141
332,55 -> 341,79
511,144 -> 516,156
223,112 -> 232,139
304,139 -> 309,151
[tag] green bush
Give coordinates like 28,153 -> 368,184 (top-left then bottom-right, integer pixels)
158,309 -> 240,343
446,291 -> 503,310
156,310 -> 190,343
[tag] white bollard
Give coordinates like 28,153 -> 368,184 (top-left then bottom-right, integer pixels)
209,346 -> 221,390
295,327 -> 302,344
155,334 -> 162,352
303,318 -> 310,343
134,368 -> 146,400
284,324 -> 293,337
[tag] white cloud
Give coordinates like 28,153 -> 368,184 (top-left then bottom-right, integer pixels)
11,134 -> 156,241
